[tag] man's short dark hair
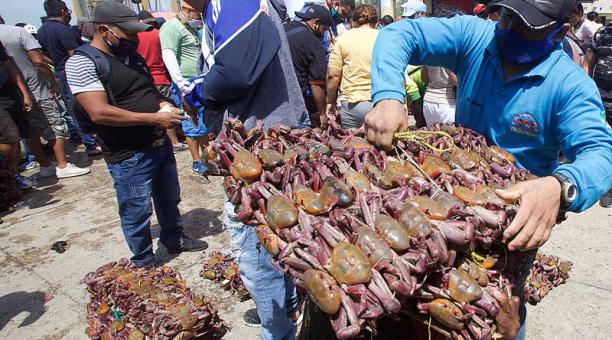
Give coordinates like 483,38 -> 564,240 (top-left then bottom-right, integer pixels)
587,11 -> 599,21
380,15 -> 394,26
339,0 -> 356,10
434,4 -> 464,19
44,0 -> 68,18
572,2 -> 584,15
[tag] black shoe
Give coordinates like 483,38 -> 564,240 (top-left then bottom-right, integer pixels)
242,308 -> 261,328
167,235 -> 209,254
600,190 -> 612,208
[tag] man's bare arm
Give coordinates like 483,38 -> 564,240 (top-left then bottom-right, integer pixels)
3,58 -> 32,111
27,49 -> 60,95
75,91 -> 183,129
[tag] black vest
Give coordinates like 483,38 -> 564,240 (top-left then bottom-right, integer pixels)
93,53 -> 163,164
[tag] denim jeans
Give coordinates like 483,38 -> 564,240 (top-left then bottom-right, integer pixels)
107,139 -> 183,266
54,70 -> 98,150
224,201 -> 298,340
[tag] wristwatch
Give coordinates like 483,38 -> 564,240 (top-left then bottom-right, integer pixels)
551,173 -> 578,207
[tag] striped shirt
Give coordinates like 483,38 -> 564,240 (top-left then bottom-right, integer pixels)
65,54 -> 104,94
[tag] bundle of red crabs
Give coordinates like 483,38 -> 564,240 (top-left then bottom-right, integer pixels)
205,118 -> 572,340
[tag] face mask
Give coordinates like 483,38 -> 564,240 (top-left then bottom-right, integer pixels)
105,28 -> 139,57
330,4 -> 339,18
188,19 -> 203,29
314,22 -> 324,39
494,23 -> 564,65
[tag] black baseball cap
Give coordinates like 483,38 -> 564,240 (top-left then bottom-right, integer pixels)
488,0 -> 577,30
92,1 -> 152,33
295,4 -> 335,27
137,10 -> 157,24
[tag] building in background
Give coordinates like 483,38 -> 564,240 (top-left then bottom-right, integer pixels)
72,0 -> 179,19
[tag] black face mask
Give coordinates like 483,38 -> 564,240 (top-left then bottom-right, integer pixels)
104,28 -> 139,57
314,22 -> 323,39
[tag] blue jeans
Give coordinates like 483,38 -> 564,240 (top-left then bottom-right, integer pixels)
55,70 -> 98,150
224,201 -> 298,340
107,139 -> 183,266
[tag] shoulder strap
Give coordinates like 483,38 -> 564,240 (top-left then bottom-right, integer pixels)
73,44 -> 117,105
407,66 -> 422,77
286,25 -> 309,38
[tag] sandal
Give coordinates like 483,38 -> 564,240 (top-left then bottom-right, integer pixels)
173,143 -> 188,152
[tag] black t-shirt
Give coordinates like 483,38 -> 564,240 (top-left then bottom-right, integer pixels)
38,19 -> 82,72
71,51 -> 163,164
283,21 -> 327,95
0,41 -> 17,100
0,41 -> 11,90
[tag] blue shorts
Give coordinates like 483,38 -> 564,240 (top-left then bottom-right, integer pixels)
170,83 -> 208,138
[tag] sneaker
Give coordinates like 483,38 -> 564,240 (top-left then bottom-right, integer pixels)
86,146 -> 102,156
39,163 -> 57,178
56,163 -> 91,179
600,190 -> 612,208
242,308 -> 261,328
15,175 -> 36,190
191,161 -> 208,176
18,160 -> 38,171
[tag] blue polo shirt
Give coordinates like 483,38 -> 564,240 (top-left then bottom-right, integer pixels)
372,15 -> 612,213
37,19 -> 82,73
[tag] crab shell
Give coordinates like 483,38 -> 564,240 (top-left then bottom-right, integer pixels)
293,186 -> 325,215
265,195 -> 298,229
428,298 -> 464,330
375,214 -> 411,252
328,242 -> 372,285
256,224 -> 281,256
231,150 -> 263,183
447,269 -> 483,303
304,269 -> 342,314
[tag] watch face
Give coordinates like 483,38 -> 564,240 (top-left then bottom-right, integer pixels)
567,184 -> 578,202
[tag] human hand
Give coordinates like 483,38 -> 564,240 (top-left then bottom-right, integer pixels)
260,1 -> 269,15
153,111 -> 184,129
326,103 -> 337,117
364,99 -> 407,149
496,176 -> 561,251
319,113 -> 328,129
492,289 -> 520,339
22,93 -> 33,112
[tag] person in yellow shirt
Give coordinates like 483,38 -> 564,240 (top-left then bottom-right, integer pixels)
326,4 -> 378,128
405,65 -> 426,127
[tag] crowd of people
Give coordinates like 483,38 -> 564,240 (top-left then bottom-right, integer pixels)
0,0 -> 611,339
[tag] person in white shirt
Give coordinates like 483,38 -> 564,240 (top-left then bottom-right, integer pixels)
570,3 -> 601,44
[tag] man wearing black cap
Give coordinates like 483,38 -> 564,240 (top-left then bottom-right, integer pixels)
365,0 -> 612,338
285,5 -> 335,127
65,1 -> 208,267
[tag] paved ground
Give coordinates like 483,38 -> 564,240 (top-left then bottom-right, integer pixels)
0,146 -> 610,340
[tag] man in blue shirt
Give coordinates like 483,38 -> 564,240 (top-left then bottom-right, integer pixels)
183,0 -> 307,338
38,0 -> 100,156
366,0 -> 611,333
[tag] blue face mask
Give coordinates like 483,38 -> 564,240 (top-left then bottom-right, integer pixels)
494,23 -> 565,65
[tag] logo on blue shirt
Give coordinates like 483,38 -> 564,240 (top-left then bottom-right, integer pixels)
511,112 -> 540,137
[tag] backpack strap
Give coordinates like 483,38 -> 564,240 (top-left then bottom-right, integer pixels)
73,44 -> 117,106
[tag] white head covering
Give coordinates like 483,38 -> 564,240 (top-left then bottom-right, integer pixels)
23,24 -> 38,35
402,0 -> 427,18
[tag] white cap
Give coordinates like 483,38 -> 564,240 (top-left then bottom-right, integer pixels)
23,24 -> 38,35
402,0 -> 427,18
